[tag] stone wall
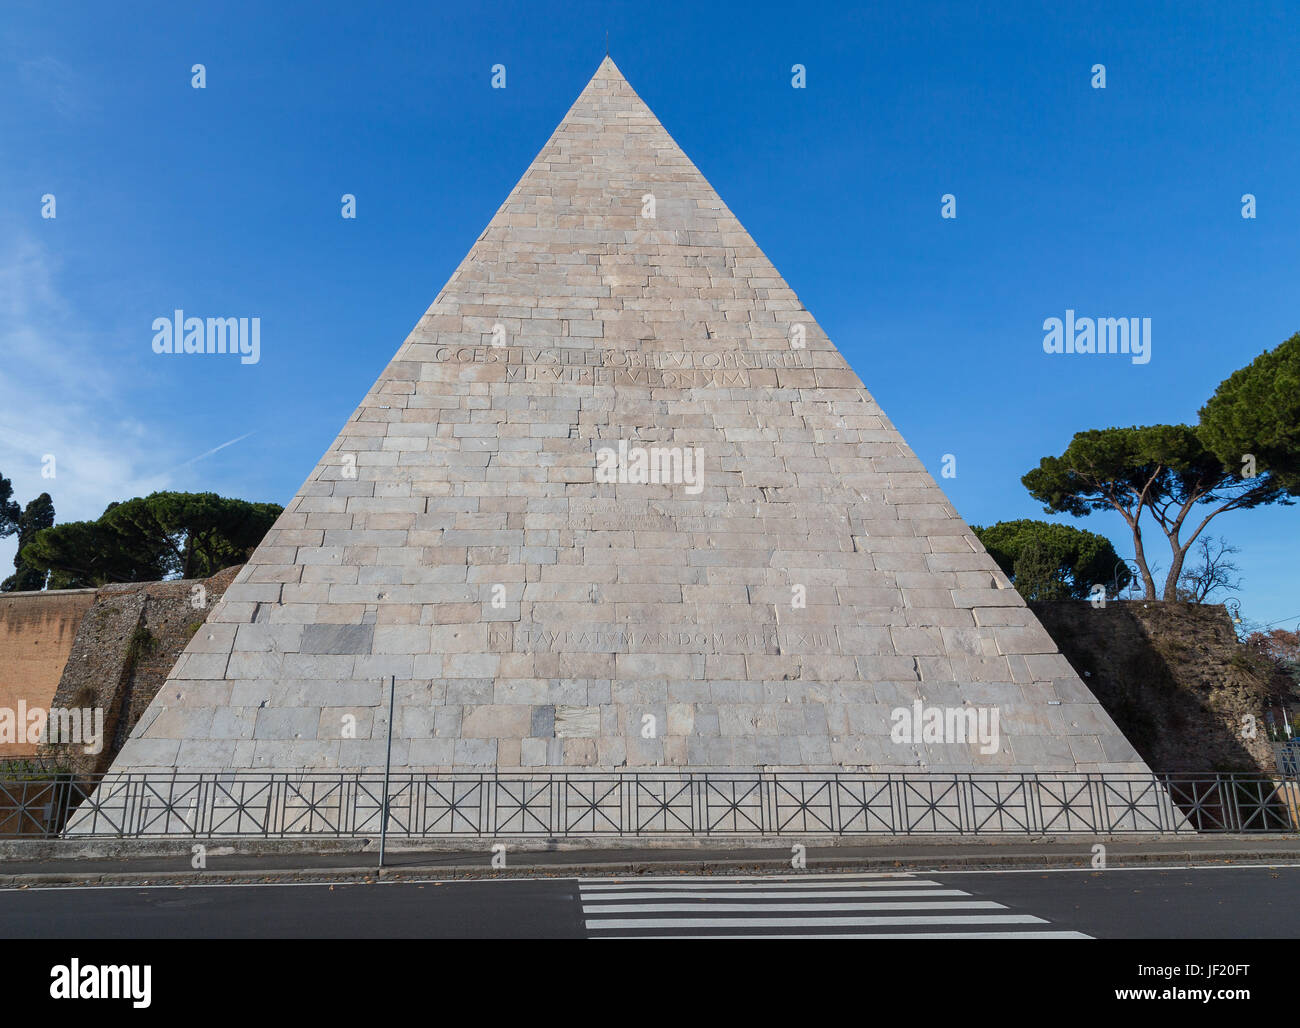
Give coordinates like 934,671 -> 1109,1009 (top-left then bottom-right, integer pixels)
11,575 -> 1281,778
0,589 -> 97,757
39,566 -> 241,774
1032,600 -> 1292,774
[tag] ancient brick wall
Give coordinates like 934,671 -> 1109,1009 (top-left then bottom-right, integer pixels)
1032,600 -> 1291,774
0,589 -> 97,757
39,566 -> 242,774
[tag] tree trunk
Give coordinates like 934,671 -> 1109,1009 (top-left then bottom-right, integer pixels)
1163,542 -> 1192,601
1131,524 -> 1158,600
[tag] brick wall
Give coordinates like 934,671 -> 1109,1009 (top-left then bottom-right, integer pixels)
39,565 -> 242,774
1032,600 -> 1291,773
0,590 -> 97,757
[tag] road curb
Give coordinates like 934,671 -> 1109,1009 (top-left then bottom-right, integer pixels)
4,848 -> 1300,888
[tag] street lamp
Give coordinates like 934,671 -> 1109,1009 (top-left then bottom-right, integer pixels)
1111,559 -> 1142,600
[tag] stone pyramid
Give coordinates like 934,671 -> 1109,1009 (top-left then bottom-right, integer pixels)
107,58 -> 1148,779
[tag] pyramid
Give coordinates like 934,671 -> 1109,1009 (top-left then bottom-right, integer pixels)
107,58 -> 1148,779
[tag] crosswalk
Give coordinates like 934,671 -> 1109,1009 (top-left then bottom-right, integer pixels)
580,872 -> 1092,939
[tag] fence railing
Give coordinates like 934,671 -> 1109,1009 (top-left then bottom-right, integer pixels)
2,770 -> 1298,839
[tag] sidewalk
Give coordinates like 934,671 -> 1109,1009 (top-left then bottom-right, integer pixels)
2,833 -> 1298,886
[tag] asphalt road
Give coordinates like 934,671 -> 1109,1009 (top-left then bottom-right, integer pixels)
0,865 -> 1295,939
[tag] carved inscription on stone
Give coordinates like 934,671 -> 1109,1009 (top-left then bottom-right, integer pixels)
425,345 -> 809,387
487,624 -> 839,655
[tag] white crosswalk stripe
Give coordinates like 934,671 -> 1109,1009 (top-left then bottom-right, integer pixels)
580,872 -> 1092,939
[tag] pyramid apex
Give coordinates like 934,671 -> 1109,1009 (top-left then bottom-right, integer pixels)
594,54 -> 625,80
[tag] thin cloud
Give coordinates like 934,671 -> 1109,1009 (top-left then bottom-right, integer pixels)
0,234 -> 176,574
17,56 -> 93,119
173,431 -> 256,471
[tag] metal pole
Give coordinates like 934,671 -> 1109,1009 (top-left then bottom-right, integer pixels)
379,674 -> 395,869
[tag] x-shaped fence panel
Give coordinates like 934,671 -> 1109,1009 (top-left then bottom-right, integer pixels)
3,770 -> 1294,838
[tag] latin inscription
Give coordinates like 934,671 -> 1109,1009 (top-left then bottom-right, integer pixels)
428,345 -> 809,387
487,624 -> 839,655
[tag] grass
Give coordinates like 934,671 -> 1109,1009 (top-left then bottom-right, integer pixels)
123,623 -> 158,674
0,758 -> 72,781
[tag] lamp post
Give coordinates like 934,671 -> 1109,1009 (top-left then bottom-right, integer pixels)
1112,559 -> 1141,600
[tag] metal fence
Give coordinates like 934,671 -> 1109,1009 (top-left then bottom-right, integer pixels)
2,770 -> 1298,839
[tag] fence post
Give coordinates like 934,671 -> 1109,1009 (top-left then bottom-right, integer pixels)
378,675 -> 396,869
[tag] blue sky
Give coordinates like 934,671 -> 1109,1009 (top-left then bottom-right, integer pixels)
1,0 -> 1296,628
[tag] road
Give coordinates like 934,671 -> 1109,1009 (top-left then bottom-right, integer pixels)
0,865 -> 1294,939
